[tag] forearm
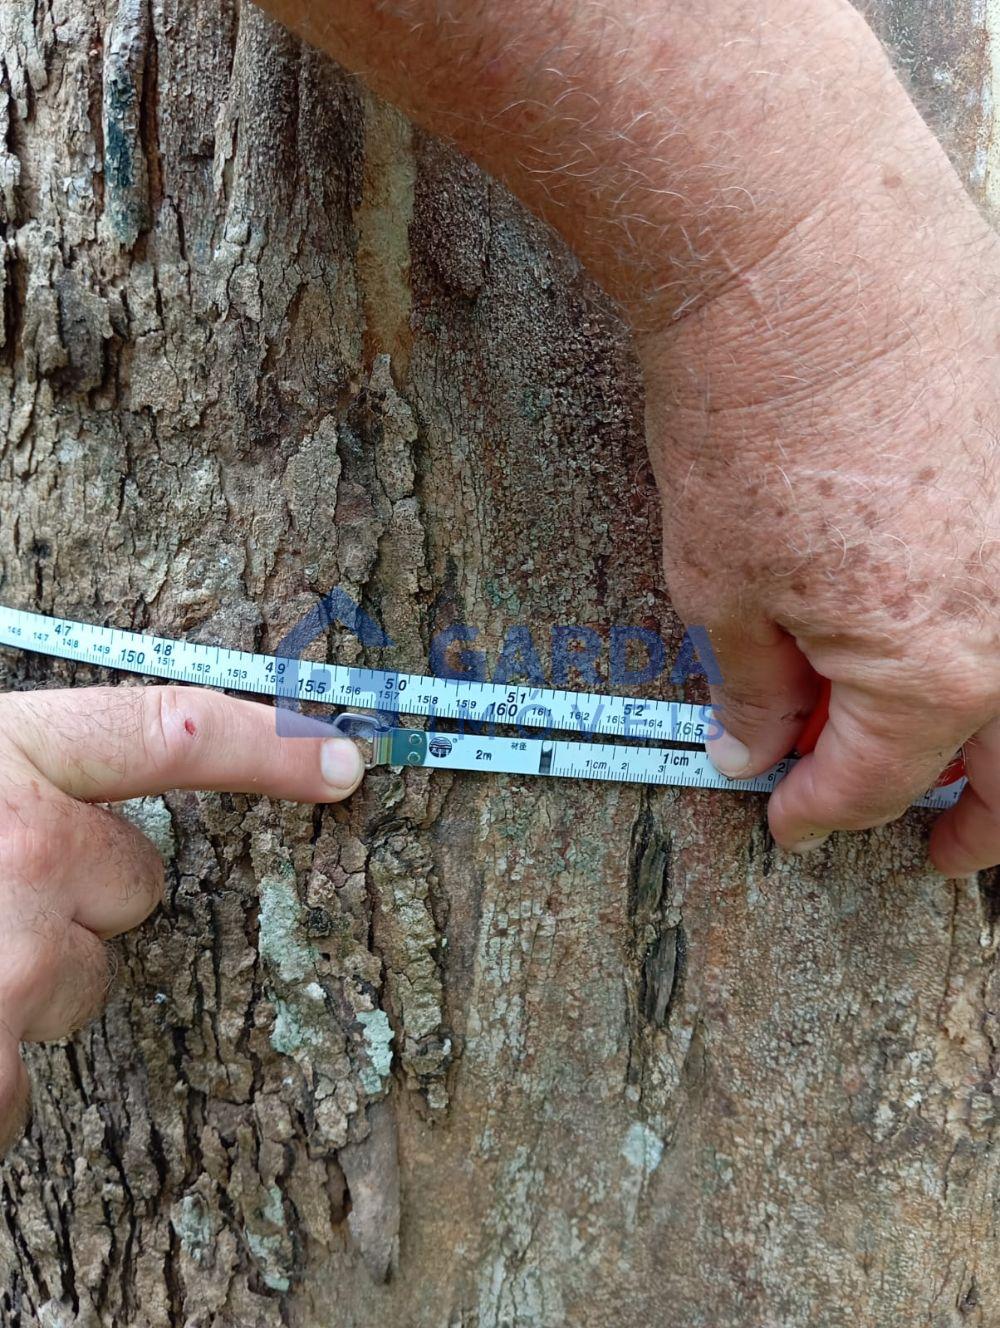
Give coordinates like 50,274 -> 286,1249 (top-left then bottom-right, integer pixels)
255,0 -> 976,332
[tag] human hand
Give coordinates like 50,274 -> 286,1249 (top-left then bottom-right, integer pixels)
242,0 -> 999,875
639,156 -> 1000,874
0,685 -> 364,1154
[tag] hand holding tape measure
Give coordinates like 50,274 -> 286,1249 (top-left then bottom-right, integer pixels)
794,679 -> 967,791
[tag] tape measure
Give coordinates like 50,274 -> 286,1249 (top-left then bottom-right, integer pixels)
0,604 -> 963,810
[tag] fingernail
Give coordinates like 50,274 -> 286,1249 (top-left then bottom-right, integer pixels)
706,729 -> 752,778
787,833 -> 829,854
320,738 -> 364,790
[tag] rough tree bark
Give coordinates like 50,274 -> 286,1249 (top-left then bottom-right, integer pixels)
1,2 -> 999,1325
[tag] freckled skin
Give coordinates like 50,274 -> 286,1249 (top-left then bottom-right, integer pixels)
263,0 -> 973,336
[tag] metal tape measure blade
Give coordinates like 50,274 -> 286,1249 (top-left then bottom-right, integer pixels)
0,605 -> 705,742
0,604 -> 966,806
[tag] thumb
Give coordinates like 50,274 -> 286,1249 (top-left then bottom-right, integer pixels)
0,1024 -> 30,1156
769,683 -> 968,851
697,618 -> 820,777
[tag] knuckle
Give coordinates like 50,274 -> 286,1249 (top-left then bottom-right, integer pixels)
144,686 -> 203,774
872,659 -> 989,729
938,818 -> 978,871
818,752 -> 902,826
123,827 -> 167,917
665,586 -> 705,626
933,795 -> 993,872
716,692 -> 784,737
114,859 -> 165,928
136,848 -> 166,910
781,758 -> 903,833
822,797 -> 897,833
942,671 -> 992,726
96,807 -> 166,905
8,928 -> 113,1043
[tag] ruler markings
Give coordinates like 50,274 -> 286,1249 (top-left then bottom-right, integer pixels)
0,605 -> 706,741
0,604 -> 963,809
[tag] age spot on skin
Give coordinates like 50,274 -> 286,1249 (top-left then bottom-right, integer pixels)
882,171 -> 903,190
184,720 -> 197,737
886,593 -> 914,621
843,546 -> 872,568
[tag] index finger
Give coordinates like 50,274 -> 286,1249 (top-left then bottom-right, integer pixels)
1,686 -> 365,804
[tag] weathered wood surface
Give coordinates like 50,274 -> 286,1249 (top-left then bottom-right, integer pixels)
0,1 -> 998,1324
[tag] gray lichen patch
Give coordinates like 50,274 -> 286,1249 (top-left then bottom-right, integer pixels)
118,795 -> 177,862
356,1009 -> 394,1095
244,1183 -> 293,1293
270,991 -> 326,1056
257,862 -> 320,985
169,1191 -> 220,1265
620,1121 -> 664,1177
250,829 -> 398,1144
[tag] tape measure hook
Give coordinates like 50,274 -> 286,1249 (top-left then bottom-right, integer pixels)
329,710 -> 391,767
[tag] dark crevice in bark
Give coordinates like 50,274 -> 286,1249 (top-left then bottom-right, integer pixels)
1,210 -> 28,375
164,1219 -> 185,1323
626,799 -> 679,1030
747,817 -> 776,877
3,1170 -> 48,1320
139,0 -> 163,219
643,922 -> 686,1030
960,1275 -> 981,1314
977,868 -> 1000,936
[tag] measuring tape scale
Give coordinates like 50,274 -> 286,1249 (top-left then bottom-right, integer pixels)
0,604 -> 963,811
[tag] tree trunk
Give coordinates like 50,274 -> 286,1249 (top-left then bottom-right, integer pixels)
1,2 -> 999,1324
